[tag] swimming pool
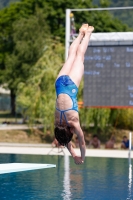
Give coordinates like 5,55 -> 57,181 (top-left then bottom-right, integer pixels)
0,154 -> 132,200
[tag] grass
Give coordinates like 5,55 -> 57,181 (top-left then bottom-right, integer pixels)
0,129 -> 54,144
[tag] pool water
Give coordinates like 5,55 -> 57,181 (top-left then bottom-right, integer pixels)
0,153 -> 132,200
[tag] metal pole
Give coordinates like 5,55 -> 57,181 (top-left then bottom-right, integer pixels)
71,6 -> 133,12
129,132 -> 132,156
63,155 -> 71,199
128,132 -> 132,199
65,9 -> 71,61
128,162 -> 132,199
65,7 -> 133,60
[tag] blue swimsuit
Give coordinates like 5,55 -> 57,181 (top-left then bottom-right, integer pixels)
55,75 -> 78,125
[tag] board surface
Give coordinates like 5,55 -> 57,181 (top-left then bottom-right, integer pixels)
0,163 -> 56,174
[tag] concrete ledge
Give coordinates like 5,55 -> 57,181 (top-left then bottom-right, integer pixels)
0,125 -> 43,130
0,143 -> 132,158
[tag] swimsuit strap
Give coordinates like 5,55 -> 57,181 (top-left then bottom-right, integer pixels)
56,108 -> 72,126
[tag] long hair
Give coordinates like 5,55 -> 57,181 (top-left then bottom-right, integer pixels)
54,126 -> 73,146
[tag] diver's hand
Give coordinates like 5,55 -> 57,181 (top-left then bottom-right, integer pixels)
74,156 -> 84,165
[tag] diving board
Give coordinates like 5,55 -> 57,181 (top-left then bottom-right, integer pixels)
0,163 -> 56,174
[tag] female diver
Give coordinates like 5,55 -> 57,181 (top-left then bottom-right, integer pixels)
54,24 -> 94,164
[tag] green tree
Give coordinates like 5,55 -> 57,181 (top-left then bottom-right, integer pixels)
33,0 -> 131,41
109,108 -> 133,130
16,39 -> 64,132
1,8 -> 50,114
0,0 -> 20,10
93,0 -> 133,29
0,0 -> 132,130
79,107 -> 111,132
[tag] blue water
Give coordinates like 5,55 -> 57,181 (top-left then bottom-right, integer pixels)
0,154 -> 132,200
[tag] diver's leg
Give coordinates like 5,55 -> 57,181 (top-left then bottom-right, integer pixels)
69,26 -> 94,87
56,24 -> 88,79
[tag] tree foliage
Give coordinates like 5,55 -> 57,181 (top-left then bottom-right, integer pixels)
0,0 -> 19,10
16,39 -> 64,132
0,6 -> 50,114
5,9 -> 50,89
93,0 -> 133,29
0,0 -> 133,132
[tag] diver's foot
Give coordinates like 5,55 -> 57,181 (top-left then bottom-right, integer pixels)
86,25 -> 94,34
79,24 -> 89,35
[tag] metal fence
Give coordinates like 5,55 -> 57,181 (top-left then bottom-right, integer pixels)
0,94 -> 11,111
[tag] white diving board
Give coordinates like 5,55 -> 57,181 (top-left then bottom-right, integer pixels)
0,163 -> 56,174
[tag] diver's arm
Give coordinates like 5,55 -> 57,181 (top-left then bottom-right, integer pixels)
74,123 -> 86,161
67,142 -> 84,164
67,142 -> 77,158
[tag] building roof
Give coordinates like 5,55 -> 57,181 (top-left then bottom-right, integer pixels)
0,87 -> 10,94
91,32 -> 133,41
89,32 -> 133,45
